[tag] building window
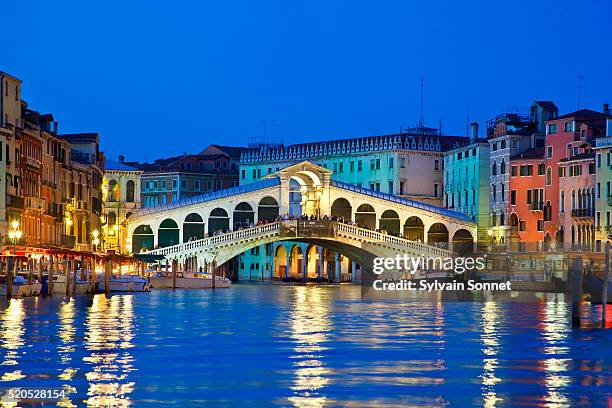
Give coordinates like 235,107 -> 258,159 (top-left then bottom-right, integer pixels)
511,190 -> 516,205
241,170 -> 245,179
339,162 -> 344,173
500,160 -> 506,174
350,161 -> 354,172
547,124 -> 558,134
519,220 -> 526,231
537,220 -> 544,232
400,157 -> 405,168
560,190 -> 565,213
376,159 -> 381,170
492,161 -> 497,175
501,140 -> 507,149
492,142 -> 498,152
511,166 -> 518,177
434,160 -> 439,170
389,158 -> 394,169
389,181 -> 394,194
126,180 -> 135,202
546,167 -> 552,185
358,160 -> 362,171
194,180 -> 200,191
434,183 -> 438,197
546,146 -> 553,158
564,121 -> 574,132
588,163 -> 595,174
538,163 -> 545,175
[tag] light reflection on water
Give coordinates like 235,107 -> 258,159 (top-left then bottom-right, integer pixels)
0,286 -> 608,407
83,294 -> 136,407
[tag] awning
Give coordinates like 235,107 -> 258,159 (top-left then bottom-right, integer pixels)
134,253 -> 166,262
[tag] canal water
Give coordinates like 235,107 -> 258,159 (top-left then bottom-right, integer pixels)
0,285 -> 610,407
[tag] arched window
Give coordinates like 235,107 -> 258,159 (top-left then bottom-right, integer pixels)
560,190 -> 565,213
571,189 -> 575,210
126,180 -> 135,202
107,211 -> 116,226
492,161 -> 497,176
500,159 -> 506,174
108,180 -> 117,202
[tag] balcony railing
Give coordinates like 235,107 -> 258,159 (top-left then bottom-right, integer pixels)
25,197 -> 46,210
60,234 -> 76,248
571,208 -> 594,218
7,194 -> 24,209
529,201 -> 544,211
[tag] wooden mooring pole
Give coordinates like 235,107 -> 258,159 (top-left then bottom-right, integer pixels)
602,242 -> 610,328
6,257 -> 13,298
48,255 -> 54,296
90,256 -> 97,294
105,257 -> 112,295
71,259 -> 77,295
570,257 -> 583,328
64,259 -> 70,296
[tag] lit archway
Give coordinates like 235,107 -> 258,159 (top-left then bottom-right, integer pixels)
233,202 -> 255,229
183,213 -> 205,242
158,219 -> 179,248
452,229 -> 474,254
379,210 -> 400,236
355,204 -> 376,229
289,245 -> 303,280
258,197 -> 279,222
428,223 -> 449,246
132,224 -> 154,252
331,198 -> 352,221
273,245 -> 287,279
306,245 -> 319,279
404,216 -> 424,241
208,208 -> 229,234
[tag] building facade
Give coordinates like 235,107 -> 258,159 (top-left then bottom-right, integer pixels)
508,148 -> 546,249
487,101 -> 557,244
134,145 -> 241,208
443,123 -> 491,242
104,158 -> 143,254
543,108 -> 610,247
0,71 -> 105,254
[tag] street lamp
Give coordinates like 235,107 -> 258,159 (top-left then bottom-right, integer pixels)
8,220 -> 22,256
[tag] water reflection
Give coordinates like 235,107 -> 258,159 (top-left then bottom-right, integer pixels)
480,301 -> 501,407
287,287 -> 332,407
57,298 -> 78,407
541,300 -> 571,406
84,294 -> 136,407
0,299 -> 26,382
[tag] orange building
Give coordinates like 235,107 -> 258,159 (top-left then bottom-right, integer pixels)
509,148 -> 545,250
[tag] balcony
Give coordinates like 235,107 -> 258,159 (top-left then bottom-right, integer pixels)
571,208 -> 594,218
529,201 -> 544,211
7,194 -> 24,209
25,197 -> 46,210
25,156 -> 41,169
60,234 -> 76,248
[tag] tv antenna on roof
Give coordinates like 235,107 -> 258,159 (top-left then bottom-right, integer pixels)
575,74 -> 585,110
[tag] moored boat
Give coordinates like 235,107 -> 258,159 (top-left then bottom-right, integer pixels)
149,272 -> 231,289
100,274 -> 151,292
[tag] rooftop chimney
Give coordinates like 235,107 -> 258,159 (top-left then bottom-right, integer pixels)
469,122 -> 479,141
604,103 -> 610,115
119,155 -> 125,163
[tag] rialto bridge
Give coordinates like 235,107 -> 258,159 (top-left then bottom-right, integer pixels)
127,161 -> 477,281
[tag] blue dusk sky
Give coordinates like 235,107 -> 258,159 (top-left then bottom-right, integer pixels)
2,0 -> 611,162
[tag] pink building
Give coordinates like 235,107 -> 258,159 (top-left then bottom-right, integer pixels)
557,150 -> 596,247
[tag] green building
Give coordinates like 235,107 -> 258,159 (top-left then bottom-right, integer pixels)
443,123 -> 491,242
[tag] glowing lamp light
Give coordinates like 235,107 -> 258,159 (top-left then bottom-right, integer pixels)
66,218 -> 73,227
11,220 -> 19,230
